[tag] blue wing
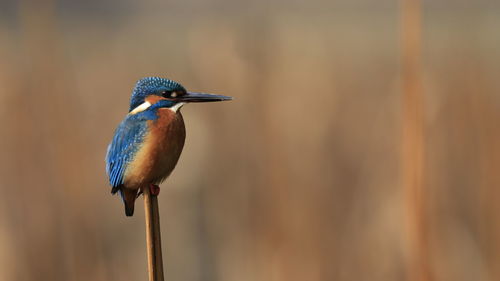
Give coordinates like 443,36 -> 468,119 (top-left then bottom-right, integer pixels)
105,114 -> 150,190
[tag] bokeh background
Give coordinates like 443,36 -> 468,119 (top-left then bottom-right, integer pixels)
0,0 -> 499,280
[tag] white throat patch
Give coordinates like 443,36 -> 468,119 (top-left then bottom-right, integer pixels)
169,102 -> 185,113
129,101 -> 152,115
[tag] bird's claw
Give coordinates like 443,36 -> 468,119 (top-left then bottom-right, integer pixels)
149,184 -> 160,196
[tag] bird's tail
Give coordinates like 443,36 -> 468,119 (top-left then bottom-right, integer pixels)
119,188 -> 139,217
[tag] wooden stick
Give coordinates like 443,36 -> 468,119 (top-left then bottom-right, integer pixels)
401,0 -> 431,280
143,187 -> 165,281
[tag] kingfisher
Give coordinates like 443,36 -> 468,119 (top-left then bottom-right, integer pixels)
105,77 -> 231,216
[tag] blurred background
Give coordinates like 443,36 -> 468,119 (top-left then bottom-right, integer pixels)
0,0 -> 499,280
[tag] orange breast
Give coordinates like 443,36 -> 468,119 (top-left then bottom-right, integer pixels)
123,109 -> 186,189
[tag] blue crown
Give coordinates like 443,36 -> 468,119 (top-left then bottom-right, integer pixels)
129,77 -> 186,111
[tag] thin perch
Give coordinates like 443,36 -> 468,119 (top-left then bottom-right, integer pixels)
144,187 -> 164,281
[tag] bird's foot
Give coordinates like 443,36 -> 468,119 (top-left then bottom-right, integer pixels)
149,184 -> 160,196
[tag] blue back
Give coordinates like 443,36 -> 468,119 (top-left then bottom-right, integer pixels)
106,112 -> 154,189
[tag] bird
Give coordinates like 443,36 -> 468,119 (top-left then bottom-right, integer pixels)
105,77 -> 231,216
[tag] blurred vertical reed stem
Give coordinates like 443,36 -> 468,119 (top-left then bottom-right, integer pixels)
401,0 -> 431,281
144,188 -> 165,281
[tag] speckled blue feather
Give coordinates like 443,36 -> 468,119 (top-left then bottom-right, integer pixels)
129,77 -> 185,111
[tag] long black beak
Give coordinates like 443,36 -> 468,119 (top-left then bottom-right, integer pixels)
178,92 -> 232,103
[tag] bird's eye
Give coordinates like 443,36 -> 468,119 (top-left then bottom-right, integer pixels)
160,90 -> 184,98
160,91 -> 181,98
160,90 -> 172,97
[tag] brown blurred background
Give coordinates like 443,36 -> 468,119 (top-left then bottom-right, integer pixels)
0,0 -> 499,280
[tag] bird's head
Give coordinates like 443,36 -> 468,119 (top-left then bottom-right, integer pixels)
129,77 -> 231,114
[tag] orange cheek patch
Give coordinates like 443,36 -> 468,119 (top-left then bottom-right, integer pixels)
145,95 -> 167,105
